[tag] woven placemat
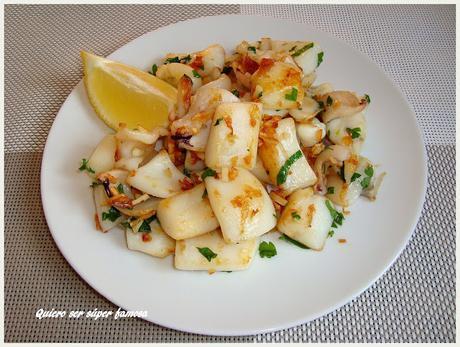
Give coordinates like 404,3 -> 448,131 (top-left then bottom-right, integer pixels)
4,4 -> 455,343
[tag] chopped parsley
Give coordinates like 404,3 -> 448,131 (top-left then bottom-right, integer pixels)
326,95 -> 333,106
364,94 -> 371,103
116,183 -> 124,194
327,186 -> 335,195
138,215 -> 156,233
289,45 -> 297,52
276,150 -> 302,185
192,70 -> 201,78
102,207 -> 121,222
291,211 -> 301,220
248,46 -> 256,53
328,230 -> 335,238
351,172 -> 361,182
197,247 -> 217,262
164,56 -> 180,64
325,200 -> 344,228
279,234 -> 309,249
214,118 -> 223,126
231,89 -> 240,97
201,167 -> 217,180
78,158 -> 95,174
291,43 -> 314,57
361,165 -> 374,189
181,55 -> 192,63
317,51 -> 324,67
258,241 -> 277,258
150,64 -> 158,75
285,87 -> 298,101
346,127 -> 361,139
257,91 -> 263,98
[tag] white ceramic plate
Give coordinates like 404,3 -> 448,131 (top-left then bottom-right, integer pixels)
41,15 -> 427,336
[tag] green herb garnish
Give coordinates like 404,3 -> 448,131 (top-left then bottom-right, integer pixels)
346,127 -> 361,139
351,172 -> 361,182
276,150 -> 302,185
328,230 -> 335,238
102,207 -> 121,222
197,247 -> 217,262
364,166 -> 374,177
285,87 -> 298,101
291,43 -> 314,57
138,215 -> 156,233
248,46 -> 256,53
165,56 -> 180,64
150,64 -> 158,75
257,91 -> 263,98
192,70 -> 201,78
361,165 -> 374,189
116,183 -> 124,194
201,167 -> 217,180
180,55 -> 192,63
289,45 -> 297,52
279,234 -> 309,249
231,89 -> 240,97
291,211 -> 301,220
364,94 -> 371,103
325,200 -> 344,228
79,158 -> 95,174
258,241 -> 277,258
121,221 -> 132,230
317,52 -> 324,67
327,186 -> 335,194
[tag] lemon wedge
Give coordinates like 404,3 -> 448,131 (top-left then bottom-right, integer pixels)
81,51 -> 177,131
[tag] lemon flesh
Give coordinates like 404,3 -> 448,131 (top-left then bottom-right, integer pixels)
81,51 -> 177,131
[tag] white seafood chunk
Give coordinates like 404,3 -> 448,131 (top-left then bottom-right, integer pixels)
175,230 -> 257,272
204,168 -> 276,244
156,63 -> 202,92
277,188 -> 333,250
296,118 -> 326,147
126,219 -> 175,258
205,102 -> 262,170
197,74 -> 231,92
87,134 -> 117,175
126,150 -> 186,198
251,60 -> 303,109
195,44 -> 225,75
157,184 -> 219,240
291,42 -> 323,75
289,96 -> 321,121
326,112 -> 366,153
250,156 -> 272,184
317,91 -> 367,123
259,117 -> 316,193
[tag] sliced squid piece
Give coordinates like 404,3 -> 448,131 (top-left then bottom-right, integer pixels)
309,82 -> 334,97
175,230 -> 257,272
326,112 -> 367,153
93,184 -> 124,232
313,145 -> 351,194
194,44 -> 225,75
156,63 -> 202,92
87,134 -> 117,175
291,42 -> 323,75
259,117 -> 316,194
126,150 -> 186,198
197,74 -> 231,92
317,91 -> 368,123
326,155 -> 378,207
184,150 -> 205,171
263,108 -> 289,117
115,125 -> 167,145
156,184 -> 219,240
250,156 -> 271,184
116,198 -> 160,218
188,87 -> 239,116
302,72 -> 317,88
251,60 -> 303,109
296,118 -> 326,147
126,219 -> 175,258
289,96 -> 321,121
277,188 -> 333,250
114,157 -> 144,171
205,102 -> 262,170
176,74 -> 193,118
204,168 -> 276,244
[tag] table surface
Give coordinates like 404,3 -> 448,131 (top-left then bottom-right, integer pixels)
4,4 -> 455,343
